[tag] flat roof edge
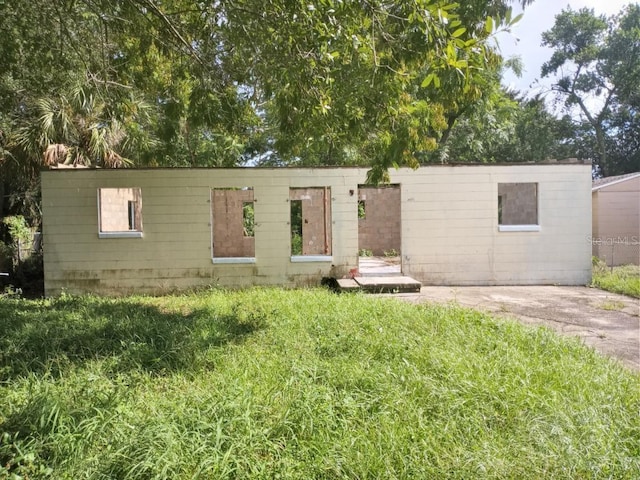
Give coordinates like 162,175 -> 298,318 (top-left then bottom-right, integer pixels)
42,161 -> 592,173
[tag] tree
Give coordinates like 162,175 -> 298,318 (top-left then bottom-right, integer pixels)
541,4 -> 640,176
1,0 -> 536,223
430,91 -> 579,164
228,1 -> 536,180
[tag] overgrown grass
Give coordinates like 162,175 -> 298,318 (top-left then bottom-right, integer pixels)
592,258 -> 640,298
1,288 -> 638,478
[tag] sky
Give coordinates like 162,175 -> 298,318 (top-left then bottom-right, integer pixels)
496,0 -> 635,103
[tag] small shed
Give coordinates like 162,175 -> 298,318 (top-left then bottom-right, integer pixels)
592,172 -> 640,266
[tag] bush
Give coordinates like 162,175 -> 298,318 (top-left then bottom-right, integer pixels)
0,217 -> 44,297
291,233 -> 302,256
16,251 -> 44,297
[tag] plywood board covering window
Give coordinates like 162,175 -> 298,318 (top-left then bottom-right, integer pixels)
498,183 -> 540,232
290,187 -> 332,257
98,188 -> 143,238
212,188 -> 255,261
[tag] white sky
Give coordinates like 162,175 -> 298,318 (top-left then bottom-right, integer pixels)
496,0 -> 635,100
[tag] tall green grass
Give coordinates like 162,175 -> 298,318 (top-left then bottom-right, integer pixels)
592,258 -> 640,298
1,288 -> 638,478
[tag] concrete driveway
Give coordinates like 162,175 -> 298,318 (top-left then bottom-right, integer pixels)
388,286 -> 640,371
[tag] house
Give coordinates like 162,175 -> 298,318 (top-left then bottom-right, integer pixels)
592,172 -> 640,266
41,162 -> 592,296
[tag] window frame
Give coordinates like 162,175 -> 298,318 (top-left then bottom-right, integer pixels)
210,187 -> 257,264
289,187 -> 333,262
497,182 -> 540,233
97,188 -> 144,239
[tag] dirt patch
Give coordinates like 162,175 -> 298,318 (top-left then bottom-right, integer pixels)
387,286 -> 640,371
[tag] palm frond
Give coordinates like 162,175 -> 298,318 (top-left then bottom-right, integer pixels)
43,144 -> 71,166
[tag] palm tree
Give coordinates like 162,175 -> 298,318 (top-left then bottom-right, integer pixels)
16,85 -> 150,168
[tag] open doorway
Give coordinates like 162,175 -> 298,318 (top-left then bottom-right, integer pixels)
357,185 -> 401,276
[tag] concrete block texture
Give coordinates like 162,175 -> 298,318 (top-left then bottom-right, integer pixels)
41,163 -> 593,295
358,186 -> 400,255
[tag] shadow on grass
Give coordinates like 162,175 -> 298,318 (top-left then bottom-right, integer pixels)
0,295 -> 266,380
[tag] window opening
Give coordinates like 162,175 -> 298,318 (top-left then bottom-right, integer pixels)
212,188 -> 255,260
128,201 -> 137,230
243,202 -> 255,237
497,183 -> 539,231
98,188 -> 143,238
290,200 -> 303,255
289,187 -> 332,257
358,200 -> 366,219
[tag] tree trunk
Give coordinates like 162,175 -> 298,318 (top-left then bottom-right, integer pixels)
594,124 -> 608,176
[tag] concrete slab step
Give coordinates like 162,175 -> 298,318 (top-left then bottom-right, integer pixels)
336,278 -> 361,291
336,275 -> 421,293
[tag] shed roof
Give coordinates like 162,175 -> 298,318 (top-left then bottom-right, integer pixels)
592,172 -> 640,191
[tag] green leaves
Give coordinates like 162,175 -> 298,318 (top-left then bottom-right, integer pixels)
0,0 -> 540,213
484,16 -> 494,33
541,4 -> 640,175
421,74 -> 440,88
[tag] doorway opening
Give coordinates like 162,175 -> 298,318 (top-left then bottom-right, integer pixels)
357,184 -> 401,276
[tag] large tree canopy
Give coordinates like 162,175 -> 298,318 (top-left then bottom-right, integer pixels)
541,4 -> 640,176
0,0 -> 532,220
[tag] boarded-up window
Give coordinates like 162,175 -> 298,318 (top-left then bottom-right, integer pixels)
98,188 -> 143,238
212,188 -> 255,259
290,187 -> 332,256
498,183 -> 538,228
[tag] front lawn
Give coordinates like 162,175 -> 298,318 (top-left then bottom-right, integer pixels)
1,289 -> 638,478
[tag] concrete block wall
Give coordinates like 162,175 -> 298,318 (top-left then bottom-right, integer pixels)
358,186 -> 401,255
41,164 -> 593,296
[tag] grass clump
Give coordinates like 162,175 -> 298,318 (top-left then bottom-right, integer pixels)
1,288 -> 639,479
592,257 -> 640,298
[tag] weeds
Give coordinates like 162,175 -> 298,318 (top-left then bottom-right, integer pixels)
599,300 -> 626,311
1,289 -> 638,479
592,258 -> 640,298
